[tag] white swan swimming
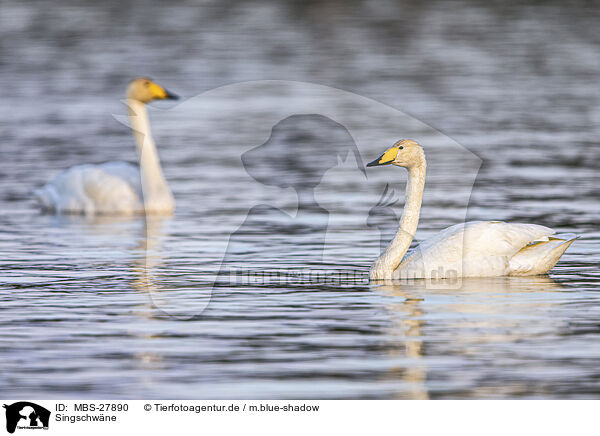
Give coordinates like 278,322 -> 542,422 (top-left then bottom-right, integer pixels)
35,78 -> 178,215
366,139 -> 578,280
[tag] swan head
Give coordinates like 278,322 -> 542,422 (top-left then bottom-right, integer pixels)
366,139 -> 424,169
126,77 -> 179,103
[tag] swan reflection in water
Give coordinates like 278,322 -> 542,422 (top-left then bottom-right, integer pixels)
130,215 -> 214,320
373,275 -> 566,399
39,214 -> 174,373
38,213 -> 574,398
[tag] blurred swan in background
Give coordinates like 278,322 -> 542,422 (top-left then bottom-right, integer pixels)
367,139 -> 578,280
35,78 -> 178,215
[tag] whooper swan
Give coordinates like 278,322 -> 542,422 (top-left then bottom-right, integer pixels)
35,78 -> 178,215
366,139 -> 577,280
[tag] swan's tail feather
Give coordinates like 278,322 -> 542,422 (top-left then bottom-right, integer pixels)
509,233 -> 578,276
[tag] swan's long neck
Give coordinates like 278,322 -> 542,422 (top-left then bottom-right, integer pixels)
370,159 -> 426,279
127,99 -> 174,211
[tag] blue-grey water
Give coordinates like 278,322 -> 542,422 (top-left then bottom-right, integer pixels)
1,0 -> 599,399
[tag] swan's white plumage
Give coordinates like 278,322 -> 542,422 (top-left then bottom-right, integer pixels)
508,232 -> 578,275
35,162 -> 143,215
396,221 -> 576,278
34,78 -> 177,216
367,139 -> 577,279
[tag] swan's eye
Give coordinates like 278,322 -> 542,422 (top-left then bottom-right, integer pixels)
398,146 -> 404,150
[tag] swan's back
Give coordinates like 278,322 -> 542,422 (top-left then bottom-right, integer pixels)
35,161 -> 143,215
397,221 -> 574,278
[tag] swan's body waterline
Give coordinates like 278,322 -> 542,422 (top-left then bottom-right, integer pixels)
35,78 -> 177,215
367,139 -> 577,280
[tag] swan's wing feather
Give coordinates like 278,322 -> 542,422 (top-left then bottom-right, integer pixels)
97,161 -> 142,197
509,233 -> 578,275
464,222 -> 555,256
35,162 -> 142,215
398,221 -> 559,278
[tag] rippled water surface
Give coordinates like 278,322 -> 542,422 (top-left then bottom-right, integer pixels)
1,0 -> 599,399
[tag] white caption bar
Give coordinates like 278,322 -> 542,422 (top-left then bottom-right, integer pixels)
0,399 -> 597,435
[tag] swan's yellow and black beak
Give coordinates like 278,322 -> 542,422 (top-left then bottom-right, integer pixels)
366,147 -> 399,167
149,81 -> 179,100
163,89 -> 179,100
